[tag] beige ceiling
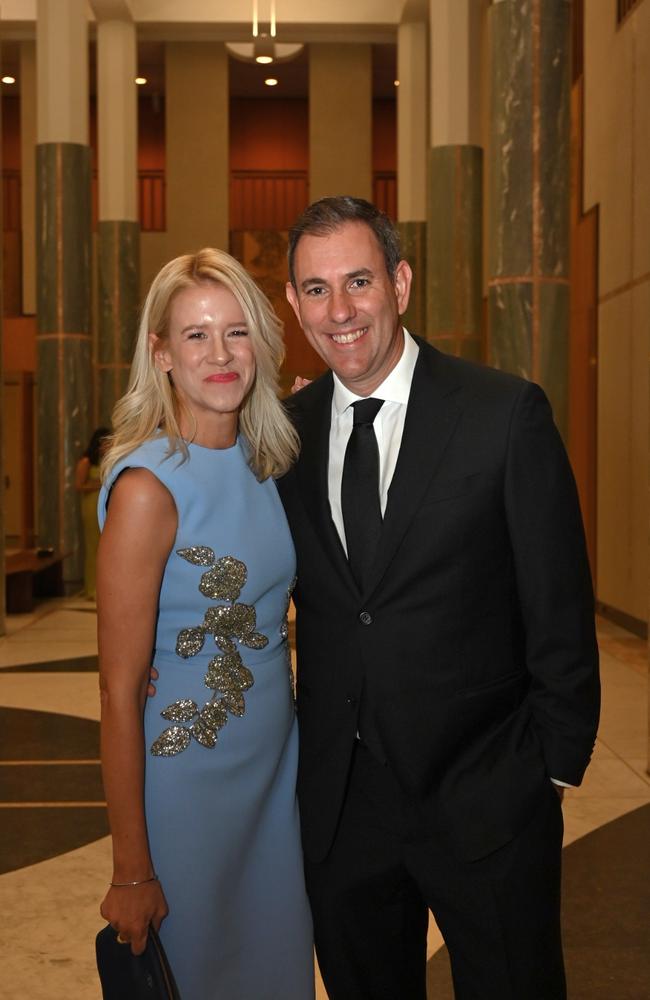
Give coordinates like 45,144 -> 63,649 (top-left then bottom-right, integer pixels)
1,1 -> 406,99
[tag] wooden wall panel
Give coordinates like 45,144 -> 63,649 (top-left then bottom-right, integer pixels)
569,77 -> 598,573
231,172 -> 308,231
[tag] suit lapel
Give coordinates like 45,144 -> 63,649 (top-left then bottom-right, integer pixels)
362,342 -> 464,598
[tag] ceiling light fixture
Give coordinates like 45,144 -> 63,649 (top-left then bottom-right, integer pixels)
135,76 -> 147,85
254,34 -> 274,64
264,77 -> 278,87
226,0 -> 303,66
2,76 -> 16,84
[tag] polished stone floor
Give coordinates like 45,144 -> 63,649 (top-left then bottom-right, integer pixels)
0,601 -> 648,999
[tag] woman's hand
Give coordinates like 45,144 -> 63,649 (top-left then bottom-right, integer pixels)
100,879 -> 169,956
290,376 -> 312,394
147,665 -> 159,698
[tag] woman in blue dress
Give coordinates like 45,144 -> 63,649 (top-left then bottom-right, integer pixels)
97,249 -> 314,999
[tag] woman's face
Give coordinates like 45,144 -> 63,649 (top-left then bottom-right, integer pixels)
152,282 -> 256,442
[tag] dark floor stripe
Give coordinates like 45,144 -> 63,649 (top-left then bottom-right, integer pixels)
0,762 -> 105,802
0,707 -> 100,760
426,804 -> 650,999
0,806 -> 108,874
0,707 -> 107,872
1,654 -> 98,673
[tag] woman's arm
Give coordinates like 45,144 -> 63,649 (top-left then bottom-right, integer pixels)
97,467 -> 176,954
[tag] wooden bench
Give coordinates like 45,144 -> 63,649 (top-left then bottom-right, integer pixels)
5,549 -> 66,613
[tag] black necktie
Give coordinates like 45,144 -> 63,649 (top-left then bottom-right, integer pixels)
341,398 -> 384,590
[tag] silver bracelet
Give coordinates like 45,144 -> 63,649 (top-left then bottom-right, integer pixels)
110,874 -> 158,887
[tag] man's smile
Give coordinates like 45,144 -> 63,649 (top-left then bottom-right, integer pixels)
329,327 -> 368,345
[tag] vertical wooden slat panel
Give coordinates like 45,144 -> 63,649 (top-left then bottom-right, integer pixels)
229,171 -> 310,231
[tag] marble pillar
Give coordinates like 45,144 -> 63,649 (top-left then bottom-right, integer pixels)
36,0 -> 91,587
488,0 -> 571,436
95,12 -> 139,425
309,45 -> 372,202
397,19 -> 428,336
427,0 -> 483,360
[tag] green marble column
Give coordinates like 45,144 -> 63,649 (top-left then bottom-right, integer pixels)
397,221 -> 427,336
488,0 -> 570,436
97,221 -> 139,425
36,142 -> 92,586
426,145 -> 483,360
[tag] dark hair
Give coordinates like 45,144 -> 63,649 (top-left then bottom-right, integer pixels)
84,427 -> 111,467
287,196 -> 402,288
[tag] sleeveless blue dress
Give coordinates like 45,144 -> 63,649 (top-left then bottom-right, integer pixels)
99,435 -> 314,1000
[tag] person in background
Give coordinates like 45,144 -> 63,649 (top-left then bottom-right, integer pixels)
75,427 -> 110,601
97,248 -> 314,1000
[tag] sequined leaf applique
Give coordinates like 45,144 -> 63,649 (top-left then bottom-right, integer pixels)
241,631 -> 269,650
190,700 -> 229,748
190,717 -> 218,748
203,603 -> 269,650
198,556 -> 247,602
153,549 -> 270,757
222,689 -> 246,717
176,626 -> 206,659
204,652 -> 254,693
200,699 -> 229,730
177,546 -> 216,567
161,699 -> 198,722
151,725 -> 192,757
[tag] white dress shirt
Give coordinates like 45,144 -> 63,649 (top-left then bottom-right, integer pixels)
328,328 -> 419,553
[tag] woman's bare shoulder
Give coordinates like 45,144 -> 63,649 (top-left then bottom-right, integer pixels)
103,468 -> 176,548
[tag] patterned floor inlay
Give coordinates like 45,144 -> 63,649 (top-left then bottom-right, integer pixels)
0,707 -> 108,874
426,804 -> 650,999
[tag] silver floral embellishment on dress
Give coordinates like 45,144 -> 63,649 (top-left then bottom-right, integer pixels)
150,550 -> 268,757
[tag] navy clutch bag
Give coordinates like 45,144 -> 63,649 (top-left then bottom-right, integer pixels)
95,924 -> 181,999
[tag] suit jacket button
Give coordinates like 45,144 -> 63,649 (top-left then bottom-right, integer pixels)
359,611 -> 373,625
346,696 -> 357,707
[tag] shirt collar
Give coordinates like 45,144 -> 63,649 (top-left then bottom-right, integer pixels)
332,329 -> 419,417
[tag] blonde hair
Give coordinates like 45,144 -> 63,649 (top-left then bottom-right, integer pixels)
103,248 -> 299,481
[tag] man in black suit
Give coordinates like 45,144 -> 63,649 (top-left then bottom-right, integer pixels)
278,197 -> 600,1000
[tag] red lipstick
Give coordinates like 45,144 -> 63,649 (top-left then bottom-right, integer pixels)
205,372 -> 239,383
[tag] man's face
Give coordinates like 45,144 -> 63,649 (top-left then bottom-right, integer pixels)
286,221 -> 412,396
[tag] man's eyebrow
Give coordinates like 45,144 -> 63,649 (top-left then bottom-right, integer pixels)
346,268 -> 373,281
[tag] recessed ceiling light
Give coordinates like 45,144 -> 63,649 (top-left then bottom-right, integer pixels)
135,76 -> 147,85
2,76 -> 16,85
264,77 -> 278,87
394,79 -> 400,87
256,55 -> 273,65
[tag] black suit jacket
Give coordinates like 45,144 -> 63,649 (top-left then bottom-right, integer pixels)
277,337 -> 599,863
